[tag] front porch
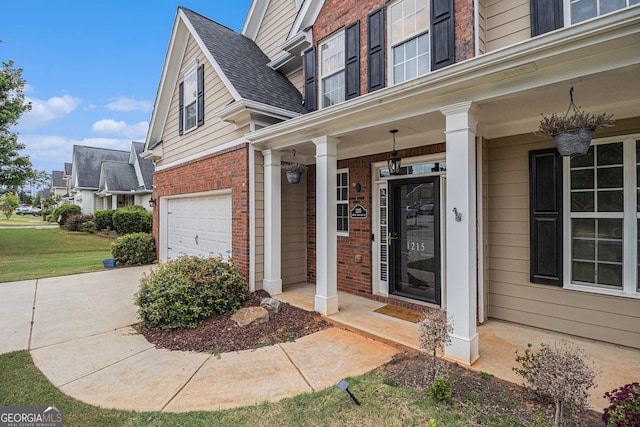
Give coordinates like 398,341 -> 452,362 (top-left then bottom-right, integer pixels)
279,283 -> 640,411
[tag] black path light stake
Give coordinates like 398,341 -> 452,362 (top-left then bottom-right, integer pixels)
336,379 -> 361,406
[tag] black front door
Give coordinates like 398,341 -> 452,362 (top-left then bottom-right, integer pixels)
388,176 -> 441,305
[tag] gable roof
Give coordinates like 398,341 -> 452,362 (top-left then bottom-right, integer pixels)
71,146 -> 130,190
145,6 -> 304,151
182,8 -> 305,114
132,142 -> 154,190
99,161 -> 140,193
51,170 -> 65,188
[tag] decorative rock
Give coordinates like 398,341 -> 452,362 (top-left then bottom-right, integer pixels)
260,297 -> 281,313
231,307 -> 269,327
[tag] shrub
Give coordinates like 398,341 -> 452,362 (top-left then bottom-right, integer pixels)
111,232 -> 156,265
418,310 -> 454,383
94,209 -> 114,231
514,342 -> 597,427
39,209 -> 52,222
63,213 -> 94,231
112,206 -> 152,234
82,220 -> 97,234
0,193 -> 20,219
135,256 -> 249,330
429,375 -> 452,403
602,382 -> 640,426
52,204 -> 81,227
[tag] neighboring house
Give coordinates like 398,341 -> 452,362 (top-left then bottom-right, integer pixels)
70,142 -> 154,214
49,170 -> 67,206
143,1 -> 640,363
63,162 -> 72,201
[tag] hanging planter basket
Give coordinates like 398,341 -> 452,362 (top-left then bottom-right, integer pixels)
537,87 -> 614,157
553,128 -> 594,156
282,149 -> 306,184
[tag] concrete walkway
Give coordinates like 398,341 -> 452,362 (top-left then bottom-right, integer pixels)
0,267 -> 398,412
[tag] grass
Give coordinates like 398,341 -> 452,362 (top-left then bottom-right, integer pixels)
0,214 -> 52,227
0,350 -> 481,427
0,228 -> 116,283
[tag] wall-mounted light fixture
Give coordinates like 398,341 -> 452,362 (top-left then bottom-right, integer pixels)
149,196 -> 157,208
388,129 -> 401,175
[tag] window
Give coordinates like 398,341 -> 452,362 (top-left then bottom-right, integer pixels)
178,62 -> 204,135
183,70 -> 197,131
569,0 -> 640,24
389,0 -> 430,84
337,170 -> 349,234
320,32 -> 345,108
566,138 -> 639,295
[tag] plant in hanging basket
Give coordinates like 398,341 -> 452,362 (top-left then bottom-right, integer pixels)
536,89 -> 614,156
282,162 -> 307,184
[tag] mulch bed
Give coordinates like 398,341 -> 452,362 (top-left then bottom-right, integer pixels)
137,290 -> 332,353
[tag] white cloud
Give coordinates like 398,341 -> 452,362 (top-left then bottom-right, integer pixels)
91,119 -> 148,141
105,97 -> 152,113
20,94 -> 82,129
92,119 -> 127,134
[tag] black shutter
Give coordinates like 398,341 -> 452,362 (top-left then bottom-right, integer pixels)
345,21 -> 360,100
529,148 -> 563,285
367,7 -> 385,92
178,82 -> 184,136
531,0 -> 564,37
197,64 -> 204,127
430,0 -> 455,71
303,47 -> 317,112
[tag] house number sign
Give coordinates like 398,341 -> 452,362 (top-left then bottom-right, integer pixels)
350,205 -> 368,218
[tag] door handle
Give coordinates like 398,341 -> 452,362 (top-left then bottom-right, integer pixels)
388,232 -> 398,243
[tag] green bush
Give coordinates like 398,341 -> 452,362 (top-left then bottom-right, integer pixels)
39,209 -> 52,222
83,220 -> 97,234
94,209 -> 114,231
52,204 -> 81,227
63,213 -> 94,231
135,256 -> 249,330
111,232 -> 156,265
112,206 -> 152,234
429,376 -> 452,403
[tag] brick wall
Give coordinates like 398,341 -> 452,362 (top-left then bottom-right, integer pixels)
307,143 -> 446,301
151,144 -> 250,280
455,0 -> 475,61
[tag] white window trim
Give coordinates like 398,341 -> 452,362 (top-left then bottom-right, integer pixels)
182,59 -> 199,134
386,0 -> 430,85
337,168 -> 349,237
319,31 -> 345,109
562,134 -> 640,299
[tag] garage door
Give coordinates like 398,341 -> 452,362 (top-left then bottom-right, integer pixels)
166,194 -> 232,260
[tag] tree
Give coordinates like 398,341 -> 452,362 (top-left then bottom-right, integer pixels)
0,193 -> 20,219
418,310 -> 454,382
0,42 -> 33,189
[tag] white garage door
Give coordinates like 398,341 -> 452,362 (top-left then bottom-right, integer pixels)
166,194 -> 232,260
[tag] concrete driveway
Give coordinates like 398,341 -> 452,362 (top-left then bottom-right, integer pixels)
0,266 -> 398,412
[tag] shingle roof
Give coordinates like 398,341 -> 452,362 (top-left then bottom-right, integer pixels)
64,162 -> 72,176
51,170 -> 65,188
72,146 -> 130,189
100,161 -> 139,192
132,142 -> 154,190
181,8 -> 305,115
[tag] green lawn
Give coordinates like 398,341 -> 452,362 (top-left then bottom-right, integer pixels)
0,214 -> 52,227
0,350 -> 474,427
0,228 -> 116,283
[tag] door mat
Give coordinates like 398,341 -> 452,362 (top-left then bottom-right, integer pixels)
373,304 -> 425,323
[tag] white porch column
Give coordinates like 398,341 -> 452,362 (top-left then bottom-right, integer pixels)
111,194 -> 117,210
103,197 -> 108,210
313,136 -> 340,315
440,101 -> 479,365
263,149 -> 283,295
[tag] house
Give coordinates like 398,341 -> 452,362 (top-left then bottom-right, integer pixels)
143,1 -> 640,364
70,142 -> 154,214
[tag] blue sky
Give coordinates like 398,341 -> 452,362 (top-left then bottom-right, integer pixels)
2,0 -> 252,183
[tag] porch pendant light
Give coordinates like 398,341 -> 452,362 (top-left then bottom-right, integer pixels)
388,129 -> 401,175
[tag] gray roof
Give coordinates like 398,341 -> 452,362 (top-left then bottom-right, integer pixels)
133,142 -> 154,190
51,170 -> 65,188
72,146 -> 130,189
64,162 -> 72,176
181,8 -> 305,115
41,188 -> 51,198
100,161 -> 140,192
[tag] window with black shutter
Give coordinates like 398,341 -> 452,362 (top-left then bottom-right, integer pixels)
430,0 -> 455,71
303,47 -> 317,112
345,21 -> 360,100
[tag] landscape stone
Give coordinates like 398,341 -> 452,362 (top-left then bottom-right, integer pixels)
231,306 -> 269,327
260,298 -> 281,313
